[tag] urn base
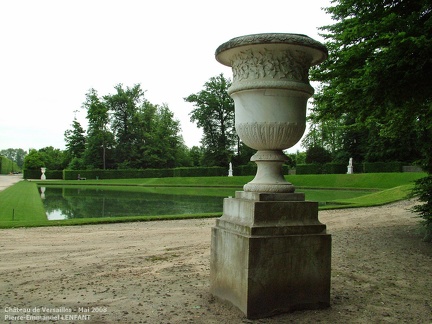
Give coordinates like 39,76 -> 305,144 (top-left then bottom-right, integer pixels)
244,150 -> 294,193
210,191 -> 331,319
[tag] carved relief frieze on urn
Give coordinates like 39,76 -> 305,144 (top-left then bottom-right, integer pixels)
216,33 -> 327,193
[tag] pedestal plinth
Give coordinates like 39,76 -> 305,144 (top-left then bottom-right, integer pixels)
210,192 -> 331,319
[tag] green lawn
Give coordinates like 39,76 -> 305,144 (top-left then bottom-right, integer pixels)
36,172 -> 424,189
0,172 -> 425,228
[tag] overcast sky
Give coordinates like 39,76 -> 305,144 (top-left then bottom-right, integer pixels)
0,0 -> 333,153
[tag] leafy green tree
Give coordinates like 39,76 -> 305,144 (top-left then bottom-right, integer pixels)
64,118 -> 86,159
232,142 -> 256,166
105,84 -> 145,167
302,117 -> 345,155
312,0 -> 432,238
291,150 -> 307,165
83,88 -> 115,169
134,102 -> 185,169
39,146 -> 68,170
188,146 -> 203,167
305,146 -> 332,164
185,74 -> 236,167
24,147 -> 67,170
76,85 -> 187,170
149,104 -> 183,168
23,150 -> 45,170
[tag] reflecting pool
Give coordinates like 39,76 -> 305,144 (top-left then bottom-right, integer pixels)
38,185 -> 372,220
39,186 -> 235,220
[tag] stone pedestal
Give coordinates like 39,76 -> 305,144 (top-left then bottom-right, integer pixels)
211,33 -> 331,319
210,192 -> 331,319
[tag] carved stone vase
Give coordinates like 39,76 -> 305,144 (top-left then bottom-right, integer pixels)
211,34 -> 331,319
215,33 -> 327,192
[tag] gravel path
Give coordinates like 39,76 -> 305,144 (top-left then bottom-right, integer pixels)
0,199 -> 431,323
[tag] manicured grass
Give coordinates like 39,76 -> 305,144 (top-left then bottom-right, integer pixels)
36,172 -> 425,189
0,172 -> 425,228
287,173 -> 425,189
0,181 -> 47,225
320,184 -> 415,209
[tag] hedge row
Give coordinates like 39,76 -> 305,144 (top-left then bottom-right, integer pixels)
0,156 -> 20,174
23,162 -> 408,179
24,165 -> 283,180
296,162 -> 405,174
23,169 -> 63,179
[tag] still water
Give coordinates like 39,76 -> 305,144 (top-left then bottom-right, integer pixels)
39,186 -> 232,220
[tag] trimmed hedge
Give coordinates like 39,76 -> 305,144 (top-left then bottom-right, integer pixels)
23,162 -> 406,179
173,166 -> 226,177
0,156 -> 20,174
363,162 -> 403,173
296,161 -> 405,174
322,163 -> 347,174
234,164 -> 257,176
23,169 -> 63,179
63,169 -> 174,180
0,156 -> 12,174
296,164 -> 323,175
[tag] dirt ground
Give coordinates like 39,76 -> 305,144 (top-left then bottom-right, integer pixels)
0,176 -> 431,323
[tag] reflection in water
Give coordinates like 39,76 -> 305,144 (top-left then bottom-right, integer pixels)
40,186 -> 227,220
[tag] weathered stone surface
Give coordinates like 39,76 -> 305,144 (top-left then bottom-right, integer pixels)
210,194 -> 331,319
211,33 -> 330,319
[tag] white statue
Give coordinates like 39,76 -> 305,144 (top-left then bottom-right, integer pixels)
228,162 -> 233,177
347,158 -> 353,174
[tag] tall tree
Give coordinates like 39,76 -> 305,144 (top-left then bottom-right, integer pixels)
149,104 -> 183,168
312,0 -> 432,239
64,118 -> 86,159
83,88 -> 115,169
312,0 -> 431,168
185,74 -> 236,167
104,84 -> 145,166
134,102 -> 185,169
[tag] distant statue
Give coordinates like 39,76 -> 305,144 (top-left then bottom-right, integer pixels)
40,167 -> 46,180
228,162 -> 233,177
347,158 -> 353,174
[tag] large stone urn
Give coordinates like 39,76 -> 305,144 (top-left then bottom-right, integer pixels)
210,33 -> 331,319
216,33 -> 327,192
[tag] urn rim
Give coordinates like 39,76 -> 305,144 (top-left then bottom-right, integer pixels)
215,32 -> 328,66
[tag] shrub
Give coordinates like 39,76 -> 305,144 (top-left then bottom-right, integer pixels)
321,163 -> 347,174
363,162 -> 403,173
296,164 -> 322,175
305,146 -> 332,164
411,175 -> 432,242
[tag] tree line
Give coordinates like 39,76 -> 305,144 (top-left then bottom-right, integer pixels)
64,84 -> 190,170
22,78 -> 254,171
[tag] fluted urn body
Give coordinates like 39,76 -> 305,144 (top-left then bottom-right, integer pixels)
216,33 -> 327,192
